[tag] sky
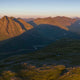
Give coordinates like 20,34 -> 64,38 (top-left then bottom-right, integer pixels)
0,0 -> 80,18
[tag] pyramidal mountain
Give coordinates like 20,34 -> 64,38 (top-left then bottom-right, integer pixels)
0,16 -> 33,40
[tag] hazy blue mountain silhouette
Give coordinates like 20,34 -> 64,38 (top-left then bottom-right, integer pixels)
23,18 -> 34,22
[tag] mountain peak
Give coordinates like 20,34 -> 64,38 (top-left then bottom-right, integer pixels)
3,16 -> 9,19
1,16 -> 10,21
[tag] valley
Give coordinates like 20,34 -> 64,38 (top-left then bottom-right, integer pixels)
1,0 -> 80,79
0,16 -> 80,80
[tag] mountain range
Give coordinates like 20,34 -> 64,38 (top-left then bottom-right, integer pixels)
0,16 -> 80,79
0,16 -> 80,40
34,16 -> 76,30
0,16 -> 80,59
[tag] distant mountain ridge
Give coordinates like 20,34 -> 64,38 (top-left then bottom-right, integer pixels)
34,16 -> 77,30
23,18 -> 34,22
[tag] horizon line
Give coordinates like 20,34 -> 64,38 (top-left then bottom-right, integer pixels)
0,15 -> 80,19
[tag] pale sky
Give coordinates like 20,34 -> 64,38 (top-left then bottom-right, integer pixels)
0,0 -> 80,18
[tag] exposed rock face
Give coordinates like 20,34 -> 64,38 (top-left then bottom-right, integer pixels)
0,16 -> 33,40
34,16 -> 77,30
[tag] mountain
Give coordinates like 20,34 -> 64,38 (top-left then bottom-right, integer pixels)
73,17 -> 80,20
22,18 -> 34,22
0,16 -> 33,41
0,24 -> 80,60
32,16 -> 80,34
0,16 -> 80,80
0,16 -> 79,41
34,16 -> 77,30
68,20 -> 80,34
0,16 -> 80,60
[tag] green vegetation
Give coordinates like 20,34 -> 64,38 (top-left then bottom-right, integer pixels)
0,64 -> 66,80
0,39 -> 80,79
0,16 -> 80,79
38,39 -> 80,53
59,67 -> 80,80
1,39 -> 80,67
0,63 -> 80,80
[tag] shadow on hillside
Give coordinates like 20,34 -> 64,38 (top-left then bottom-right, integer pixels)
13,18 -> 27,31
67,20 -> 80,34
0,24 -> 80,60
28,21 -> 37,27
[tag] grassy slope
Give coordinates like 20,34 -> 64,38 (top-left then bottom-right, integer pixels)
1,39 -> 80,67
39,39 -> 80,53
0,63 -> 80,80
0,39 -> 80,80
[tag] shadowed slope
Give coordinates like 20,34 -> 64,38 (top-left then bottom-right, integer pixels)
0,16 -> 80,60
0,24 -> 80,60
17,18 -> 33,30
68,20 -> 80,34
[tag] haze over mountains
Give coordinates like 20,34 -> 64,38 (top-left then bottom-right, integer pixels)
23,18 -> 34,22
